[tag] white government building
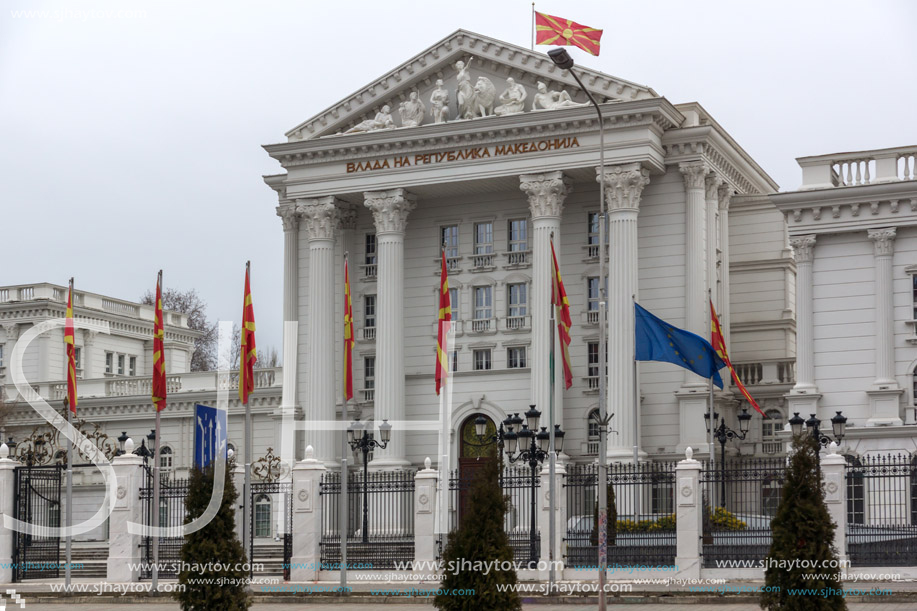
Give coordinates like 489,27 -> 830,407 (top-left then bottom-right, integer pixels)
3,30 -> 916,498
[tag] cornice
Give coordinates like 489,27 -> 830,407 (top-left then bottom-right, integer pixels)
265,98 -> 682,170
282,29 -> 657,141
730,257 -> 796,273
0,308 -> 199,344
730,318 -> 796,333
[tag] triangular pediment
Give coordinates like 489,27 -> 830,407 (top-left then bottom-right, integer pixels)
285,29 -> 658,142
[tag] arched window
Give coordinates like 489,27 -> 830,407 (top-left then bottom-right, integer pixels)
159,446 -> 173,473
587,409 -> 600,455
762,409 -> 784,454
255,494 -> 272,538
845,455 -> 864,525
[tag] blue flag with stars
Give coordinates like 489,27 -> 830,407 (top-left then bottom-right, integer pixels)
635,303 -> 727,388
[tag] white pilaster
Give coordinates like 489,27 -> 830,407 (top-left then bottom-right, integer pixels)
821,445 -> 848,568
866,227 -> 903,426
278,204 -> 301,463
705,175 -> 722,333
674,449 -> 702,580
679,162 -> 710,385
519,172 -> 571,423
717,185 -> 733,354
413,458 -> 438,568
538,461 -> 566,580
364,188 -> 415,469
0,451 -> 16,583
788,235 -> 821,416
106,450 -> 144,583
290,447 -> 325,582
298,196 -> 339,466
598,163 -> 650,461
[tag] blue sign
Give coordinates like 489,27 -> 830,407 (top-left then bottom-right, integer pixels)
194,403 -> 227,469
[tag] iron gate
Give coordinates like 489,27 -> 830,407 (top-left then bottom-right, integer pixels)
249,481 -> 292,579
140,466 -> 190,580
12,465 -> 62,581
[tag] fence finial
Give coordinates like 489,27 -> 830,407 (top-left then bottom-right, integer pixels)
305,445 -> 315,460
828,441 -> 838,455
685,446 -> 693,461
0,443 -> 7,459
124,438 -> 135,454
424,457 -> 432,470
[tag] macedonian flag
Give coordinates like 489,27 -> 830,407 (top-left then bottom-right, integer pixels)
710,299 -> 765,416
239,262 -> 257,404
152,271 -> 167,412
344,257 -> 354,402
535,12 -> 603,56
65,279 -> 77,414
435,249 -> 452,395
551,239 -> 573,389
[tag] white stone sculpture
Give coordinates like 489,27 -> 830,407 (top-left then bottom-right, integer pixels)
455,57 -> 475,119
532,81 -> 589,111
344,105 -> 396,134
471,76 -> 496,117
494,77 -> 527,116
429,79 -> 449,123
399,91 -> 426,127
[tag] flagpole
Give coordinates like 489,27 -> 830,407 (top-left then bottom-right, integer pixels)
341,253 -> 349,590
708,288 -> 715,501
243,261 -> 252,564
548,275 -> 556,592
632,295 -> 639,466
152,269 -> 162,591
531,3 -> 535,50
65,275 -> 74,589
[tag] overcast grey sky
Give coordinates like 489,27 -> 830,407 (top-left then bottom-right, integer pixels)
2,0 -> 915,354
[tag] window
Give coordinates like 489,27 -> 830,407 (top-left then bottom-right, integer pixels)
0,344 -> 5,368
73,347 -> 82,372
473,349 -> 492,371
117,354 -> 125,375
587,277 -> 600,311
507,346 -> 526,369
587,342 -> 599,379
508,219 -> 528,252
255,494 -> 272,538
364,356 -> 375,390
507,283 -> 527,317
474,222 -> 494,254
129,356 -> 137,377
762,409 -> 784,439
913,274 -> 917,319
160,498 -> 169,530
159,446 -> 173,472
451,350 -> 458,373
587,212 -> 600,257
364,295 -> 376,329
845,455 -> 865,525
441,225 -> 459,260
105,352 -> 113,374
365,234 -> 377,266
651,475 -> 674,514
586,409 -> 600,454
474,286 -> 492,320
449,288 -> 459,320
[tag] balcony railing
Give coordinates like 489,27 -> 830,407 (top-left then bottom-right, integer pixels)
470,318 -> 495,334
732,360 -> 795,386
799,145 -> 917,189
360,264 -> 377,280
586,309 -> 600,325
583,376 -> 599,391
434,257 -> 462,274
11,367 -> 282,403
504,315 -> 530,332
504,250 -> 531,267
362,327 -> 376,341
471,253 -> 496,270
582,440 -> 600,456
361,388 -> 375,402
762,441 -> 784,455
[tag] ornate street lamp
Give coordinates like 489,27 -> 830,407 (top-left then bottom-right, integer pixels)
347,419 -> 391,543
116,432 -> 129,456
789,411 -> 846,447
704,409 -> 751,507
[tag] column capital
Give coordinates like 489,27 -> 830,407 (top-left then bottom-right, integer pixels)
276,204 -> 300,232
790,234 -> 816,263
82,328 -> 97,345
596,163 -> 650,211
717,183 -> 733,211
297,196 -> 340,241
519,171 -> 572,218
705,174 -> 723,201
867,227 -> 897,256
335,203 -> 359,231
679,161 -> 711,190
1,323 -> 18,340
364,188 -> 416,234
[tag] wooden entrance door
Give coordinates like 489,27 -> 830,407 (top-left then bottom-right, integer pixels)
458,414 -> 497,521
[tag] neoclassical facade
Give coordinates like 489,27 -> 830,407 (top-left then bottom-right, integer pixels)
772,146 -> 917,455
263,30 -> 795,469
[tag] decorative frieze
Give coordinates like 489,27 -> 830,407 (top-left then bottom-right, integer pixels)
597,165 -> 651,210
364,189 -> 416,234
519,171 -> 571,218
297,197 -> 339,241
789,235 -> 816,264
867,227 -> 896,256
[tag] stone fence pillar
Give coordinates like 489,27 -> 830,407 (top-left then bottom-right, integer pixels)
290,446 -> 326,581
107,439 -> 145,582
822,443 -> 848,569
413,458 -> 438,569
675,447 -> 702,580
0,445 -> 16,583
539,460 -> 566,578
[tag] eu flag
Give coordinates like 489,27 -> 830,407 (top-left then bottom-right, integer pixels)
635,303 -> 726,388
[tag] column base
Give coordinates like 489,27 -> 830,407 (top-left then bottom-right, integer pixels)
866,388 -> 904,426
786,390 -> 821,421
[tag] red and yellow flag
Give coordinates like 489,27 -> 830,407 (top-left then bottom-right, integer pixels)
710,299 -> 765,416
239,263 -> 257,404
551,240 -> 573,389
152,271 -> 167,412
435,250 -> 452,395
344,258 -> 354,402
535,11 -> 603,56
65,279 -> 77,414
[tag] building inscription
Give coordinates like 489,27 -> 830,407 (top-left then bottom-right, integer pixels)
345,136 -> 580,173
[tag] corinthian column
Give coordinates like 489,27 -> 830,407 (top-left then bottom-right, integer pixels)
705,174 -> 722,335
866,228 -> 903,425
680,163 -> 710,385
717,185 -> 733,353
364,188 -> 416,469
276,204 -> 301,464
298,197 -> 339,466
519,172 -> 571,425
787,235 -> 821,420
598,163 -> 649,461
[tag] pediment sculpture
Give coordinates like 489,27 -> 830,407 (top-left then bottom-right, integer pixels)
532,81 -> 589,111
345,105 -> 396,134
429,79 -> 449,124
494,77 -> 527,116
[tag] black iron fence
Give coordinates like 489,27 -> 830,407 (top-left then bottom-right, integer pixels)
12,465 -> 62,581
700,457 -> 785,567
140,466 -> 190,580
846,453 -> 917,566
250,481 -> 293,578
319,469 -> 415,569
563,462 -> 677,568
